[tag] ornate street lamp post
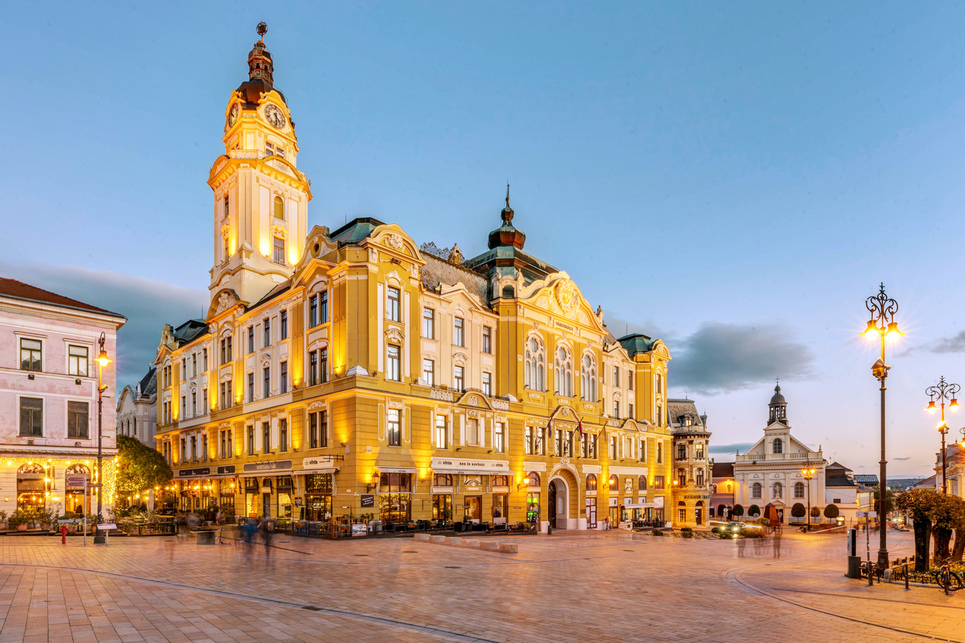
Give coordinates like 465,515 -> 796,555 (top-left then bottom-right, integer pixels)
861,283 -> 903,569
925,376 -> 960,494
802,465 -> 816,531
93,333 -> 110,544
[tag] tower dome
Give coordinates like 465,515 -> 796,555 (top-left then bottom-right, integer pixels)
768,383 -> 787,424
487,185 -> 526,250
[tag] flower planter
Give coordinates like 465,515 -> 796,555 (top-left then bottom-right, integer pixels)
16,524 -> 27,531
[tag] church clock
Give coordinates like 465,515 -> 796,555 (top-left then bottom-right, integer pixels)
265,104 -> 285,129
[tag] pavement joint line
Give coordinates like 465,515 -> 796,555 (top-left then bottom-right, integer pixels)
763,586 -> 965,612
730,567 -> 965,642
0,562 -> 497,643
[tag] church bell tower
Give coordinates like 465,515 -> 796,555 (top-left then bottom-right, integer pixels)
207,22 -> 312,308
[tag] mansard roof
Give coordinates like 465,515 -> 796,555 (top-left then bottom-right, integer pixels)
617,333 -> 655,356
420,253 -> 489,304
137,367 -> 157,398
172,319 -> 209,346
329,217 -> 387,246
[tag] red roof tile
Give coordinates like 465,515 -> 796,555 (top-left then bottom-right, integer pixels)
0,278 -> 124,318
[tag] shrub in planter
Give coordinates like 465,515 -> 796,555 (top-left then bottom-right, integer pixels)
732,504 -> 744,518
711,526 -> 722,535
651,529 -> 665,536
681,527 -> 694,538
748,504 -> 761,517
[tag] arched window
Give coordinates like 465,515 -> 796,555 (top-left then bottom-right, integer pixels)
586,474 -> 597,491
772,482 -> 783,498
773,438 -> 783,454
752,482 -> 763,499
433,474 -> 453,487
794,482 -> 805,498
555,345 -> 573,397
581,353 -> 597,401
17,464 -> 46,511
273,195 -> 285,220
695,469 -> 704,486
524,336 -> 545,391
526,472 -> 540,487
638,475 -> 647,491
502,285 -> 515,298
608,475 -> 618,491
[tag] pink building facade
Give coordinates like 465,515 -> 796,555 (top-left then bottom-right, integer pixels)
0,279 -> 125,520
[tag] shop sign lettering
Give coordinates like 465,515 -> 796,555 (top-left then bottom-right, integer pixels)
242,460 -> 293,473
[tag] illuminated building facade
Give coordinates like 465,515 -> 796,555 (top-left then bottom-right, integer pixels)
668,398 -> 712,526
0,278 -> 125,518
154,27 -> 676,530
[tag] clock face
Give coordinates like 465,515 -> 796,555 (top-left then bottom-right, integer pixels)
265,104 -> 285,129
227,103 -> 239,127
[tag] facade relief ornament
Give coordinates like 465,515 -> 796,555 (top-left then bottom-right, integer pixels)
430,388 -> 455,402
386,234 -> 404,250
216,292 -> 234,314
555,279 -> 579,314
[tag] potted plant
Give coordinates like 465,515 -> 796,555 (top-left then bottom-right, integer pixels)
8,509 -> 29,531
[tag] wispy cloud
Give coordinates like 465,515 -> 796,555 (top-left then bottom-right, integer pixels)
894,457 -> 911,461
709,442 -> 754,455
0,262 -> 207,388
898,330 -> 965,357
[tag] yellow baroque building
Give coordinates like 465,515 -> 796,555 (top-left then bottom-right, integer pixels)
154,27 -> 675,532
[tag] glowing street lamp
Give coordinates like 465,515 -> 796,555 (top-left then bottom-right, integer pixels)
94,332 -> 110,544
862,283 -> 902,570
801,465 -> 816,531
925,376 -> 960,495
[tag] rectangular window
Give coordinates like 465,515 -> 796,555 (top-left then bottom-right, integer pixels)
263,422 -> 271,454
640,439 -> 647,462
695,443 -> 704,459
309,295 -> 318,327
181,395 -> 186,418
609,436 -> 618,460
263,366 -> 270,398
387,409 -> 401,446
467,419 -> 478,446
273,236 -> 285,264
494,422 -> 506,453
263,318 -> 271,347
309,351 -> 318,386
613,366 -> 619,388
280,310 -> 288,340
309,412 -> 318,449
20,338 -> 42,371
482,326 -> 492,354
247,426 -> 255,455
220,431 -> 227,459
226,379 -> 233,408
423,359 -> 434,386
191,392 -> 197,416
203,388 -> 208,411
192,353 -> 197,377
181,361 -> 187,380
534,427 -> 545,456
320,291 -> 329,323
454,317 -> 465,347
613,400 -> 620,419
247,326 -> 254,354
203,348 -> 208,371
453,365 -> 465,391
202,434 -> 208,461
221,336 -> 232,365
422,308 -> 435,339
482,372 -> 492,397
436,415 -> 448,449
524,426 -> 533,455
628,403 -> 634,419
279,419 -> 288,452
555,429 -> 562,456
319,410 -> 328,447
280,361 -> 288,394
657,442 -> 663,464
565,431 -> 573,457
67,401 -> 88,438
628,371 -> 634,390
247,372 -> 255,403
387,286 -> 401,322
68,345 -> 88,377
224,195 -> 229,218
320,347 -> 328,383
20,397 -> 43,436
387,345 -> 401,381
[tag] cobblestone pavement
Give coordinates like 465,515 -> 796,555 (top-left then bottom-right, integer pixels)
0,528 -> 960,642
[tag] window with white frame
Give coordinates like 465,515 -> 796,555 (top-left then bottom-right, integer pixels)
20,339 -> 42,372
494,422 -> 506,453
422,307 -> 435,339
387,286 -> 401,322
794,482 -> 805,498
524,336 -> 545,391
482,372 -> 492,397
467,418 -> 479,446
387,409 -> 401,446
387,345 -> 401,381
422,359 -> 434,386
581,353 -> 597,401
555,345 -> 573,397
67,401 -> 88,438
482,326 -> 492,353
453,317 -> 465,347
435,415 -> 448,449
453,365 -> 465,391
752,482 -> 763,499
68,345 -> 88,377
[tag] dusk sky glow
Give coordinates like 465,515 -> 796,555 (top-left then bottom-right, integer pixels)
5,2 -> 965,477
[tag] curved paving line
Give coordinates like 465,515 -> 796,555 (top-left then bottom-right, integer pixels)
729,567 -> 964,642
0,562 -> 498,643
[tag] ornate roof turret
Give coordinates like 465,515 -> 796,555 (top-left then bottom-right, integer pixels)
768,382 -> 788,424
248,22 -> 273,86
487,184 -> 526,250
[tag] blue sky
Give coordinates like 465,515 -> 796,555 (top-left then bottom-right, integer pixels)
5,2 -> 965,476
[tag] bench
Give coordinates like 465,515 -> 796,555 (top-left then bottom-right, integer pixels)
190,529 -> 221,545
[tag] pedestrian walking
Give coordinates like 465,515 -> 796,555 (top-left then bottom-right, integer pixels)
259,516 -> 274,557
736,533 -> 746,557
754,530 -> 765,557
773,527 -> 783,559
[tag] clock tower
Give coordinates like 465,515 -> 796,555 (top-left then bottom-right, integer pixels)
207,22 -> 311,308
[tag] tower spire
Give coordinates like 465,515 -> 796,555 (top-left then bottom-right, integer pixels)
248,22 -> 274,86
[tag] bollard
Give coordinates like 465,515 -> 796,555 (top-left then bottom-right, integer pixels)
904,562 -> 909,590
61,524 -> 67,545
868,562 -> 873,587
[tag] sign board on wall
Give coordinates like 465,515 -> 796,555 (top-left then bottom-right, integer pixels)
430,457 -> 510,474
360,494 -> 375,508
242,460 -> 293,473
351,524 -> 367,537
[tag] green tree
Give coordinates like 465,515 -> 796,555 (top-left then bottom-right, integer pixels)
748,504 -> 760,517
872,485 -> 894,516
732,504 -> 744,518
791,503 -> 806,519
823,504 -> 839,520
895,488 -> 938,572
929,493 -> 965,564
115,435 -> 173,497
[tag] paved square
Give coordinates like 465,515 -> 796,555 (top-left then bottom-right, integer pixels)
0,529 -> 961,642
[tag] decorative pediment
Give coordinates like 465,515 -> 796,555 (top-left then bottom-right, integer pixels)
517,272 -> 606,333
368,224 -> 426,265
207,288 -> 245,321
456,390 -> 495,410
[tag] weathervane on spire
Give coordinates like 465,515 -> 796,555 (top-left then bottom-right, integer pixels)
257,22 -> 268,41
505,183 -> 511,207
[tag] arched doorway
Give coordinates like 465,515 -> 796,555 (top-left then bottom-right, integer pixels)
64,464 -> 91,515
695,501 -> 704,525
547,478 -> 569,530
17,464 -> 46,511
